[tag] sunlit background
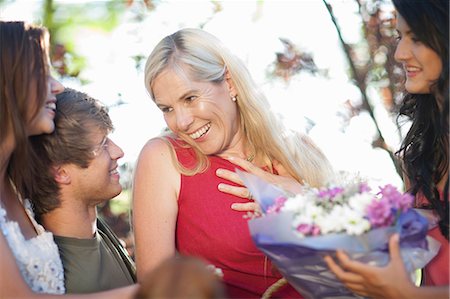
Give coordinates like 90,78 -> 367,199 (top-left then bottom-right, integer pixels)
1,0 -> 405,194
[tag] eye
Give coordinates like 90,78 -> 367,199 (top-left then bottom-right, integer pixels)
411,35 -> 421,43
159,106 -> 173,113
92,137 -> 109,157
185,95 -> 197,102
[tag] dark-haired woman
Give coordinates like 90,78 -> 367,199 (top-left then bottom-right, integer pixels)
324,0 -> 449,298
0,21 -> 135,298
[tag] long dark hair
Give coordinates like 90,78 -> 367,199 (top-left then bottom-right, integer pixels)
393,0 -> 449,240
0,21 -> 50,198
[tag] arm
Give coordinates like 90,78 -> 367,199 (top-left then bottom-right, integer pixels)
216,156 -> 303,212
0,231 -> 37,298
324,234 -> 449,299
132,138 -> 179,280
0,233 -> 138,298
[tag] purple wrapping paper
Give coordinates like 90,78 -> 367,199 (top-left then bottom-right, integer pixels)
249,211 -> 440,299
236,170 -> 441,299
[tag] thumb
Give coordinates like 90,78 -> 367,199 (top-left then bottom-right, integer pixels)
388,233 -> 402,262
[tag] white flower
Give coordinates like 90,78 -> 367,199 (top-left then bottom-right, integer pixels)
282,195 -> 308,213
342,207 -> 371,235
291,200 -> 325,227
304,203 -> 325,221
348,193 -> 374,214
318,205 -> 346,234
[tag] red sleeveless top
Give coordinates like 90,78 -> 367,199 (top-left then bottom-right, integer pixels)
172,141 -> 301,298
416,192 -> 449,286
416,193 -> 449,286
424,225 -> 449,286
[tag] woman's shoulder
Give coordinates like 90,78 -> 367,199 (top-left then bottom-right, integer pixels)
138,137 -> 174,159
136,136 -> 193,169
137,135 -> 198,173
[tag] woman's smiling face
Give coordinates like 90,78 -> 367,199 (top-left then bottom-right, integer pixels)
27,74 -> 64,136
394,13 -> 442,94
152,67 -> 243,156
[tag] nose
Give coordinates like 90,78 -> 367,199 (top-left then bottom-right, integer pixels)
175,107 -> 194,132
49,76 -> 64,95
108,139 -> 125,160
394,38 -> 411,63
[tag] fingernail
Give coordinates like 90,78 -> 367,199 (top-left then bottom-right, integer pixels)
218,183 -> 224,191
216,169 -> 223,175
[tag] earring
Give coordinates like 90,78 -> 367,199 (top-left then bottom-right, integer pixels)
231,96 -> 237,102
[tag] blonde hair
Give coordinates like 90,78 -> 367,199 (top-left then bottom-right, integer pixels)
144,28 -> 333,187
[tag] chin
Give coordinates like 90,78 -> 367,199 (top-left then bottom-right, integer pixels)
29,123 -> 55,136
405,81 -> 431,94
111,186 -> 123,197
43,124 -> 55,134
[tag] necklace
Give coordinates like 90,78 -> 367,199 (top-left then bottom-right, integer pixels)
246,152 -> 255,162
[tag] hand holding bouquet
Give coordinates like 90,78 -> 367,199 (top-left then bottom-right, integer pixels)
237,170 -> 440,299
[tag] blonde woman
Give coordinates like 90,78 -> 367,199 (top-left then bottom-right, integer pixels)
133,28 -> 334,298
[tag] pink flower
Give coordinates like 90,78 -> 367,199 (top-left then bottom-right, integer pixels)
378,184 -> 413,213
296,223 -> 321,236
267,196 -> 288,214
365,197 -> 395,228
318,187 -> 344,199
359,182 -> 371,193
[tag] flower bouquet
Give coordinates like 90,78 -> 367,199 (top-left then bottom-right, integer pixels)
237,170 -> 440,299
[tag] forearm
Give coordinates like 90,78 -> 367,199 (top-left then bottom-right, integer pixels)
68,285 -> 138,299
404,285 -> 450,299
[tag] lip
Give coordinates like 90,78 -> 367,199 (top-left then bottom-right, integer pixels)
109,166 -> 120,180
44,98 -> 57,112
187,123 -> 209,135
46,97 -> 57,104
404,64 -> 421,78
188,122 -> 211,140
45,109 -> 56,118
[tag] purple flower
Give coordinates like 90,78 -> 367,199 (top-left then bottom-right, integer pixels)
330,187 -> 344,197
378,184 -> 400,198
296,223 -> 321,236
359,182 -> 371,193
317,190 -> 329,198
267,196 -> 288,214
378,184 -> 414,213
318,187 -> 344,199
365,197 -> 395,228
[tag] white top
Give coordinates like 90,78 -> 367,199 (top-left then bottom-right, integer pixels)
0,199 -> 65,294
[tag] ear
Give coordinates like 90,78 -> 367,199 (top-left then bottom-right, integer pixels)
53,165 -> 71,185
224,68 -> 237,97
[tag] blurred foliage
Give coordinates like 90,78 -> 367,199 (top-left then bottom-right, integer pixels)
323,0 -> 403,178
41,0 -> 156,82
268,37 -> 324,81
265,0 -> 403,178
0,0 -> 11,6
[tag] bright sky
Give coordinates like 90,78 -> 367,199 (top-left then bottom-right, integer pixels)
0,0 -> 403,189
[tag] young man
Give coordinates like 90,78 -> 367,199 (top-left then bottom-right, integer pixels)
30,88 -> 136,293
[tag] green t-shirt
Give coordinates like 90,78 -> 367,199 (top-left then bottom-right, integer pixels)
54,228 -> 135,293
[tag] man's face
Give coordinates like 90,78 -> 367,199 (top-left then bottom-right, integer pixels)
67,130 -> 124,205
